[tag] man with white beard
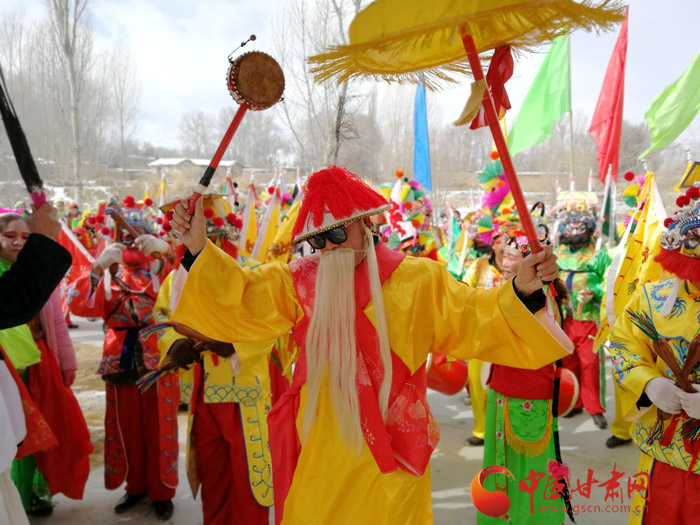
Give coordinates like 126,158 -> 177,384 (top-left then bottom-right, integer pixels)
169,166 -> 572,525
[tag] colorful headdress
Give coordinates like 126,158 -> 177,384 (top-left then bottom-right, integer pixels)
105,195 -> 154,234
659,185 -> 700,252
292,166 -> 389,244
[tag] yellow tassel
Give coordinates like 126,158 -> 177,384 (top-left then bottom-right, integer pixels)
308,0 -> 625,86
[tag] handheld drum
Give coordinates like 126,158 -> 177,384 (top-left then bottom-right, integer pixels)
185,44 -> 285,214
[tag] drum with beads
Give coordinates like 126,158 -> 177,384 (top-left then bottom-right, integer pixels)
426,352 -> 469,396
227,51 -> 285,110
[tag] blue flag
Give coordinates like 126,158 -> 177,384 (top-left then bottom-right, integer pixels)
413,83 -> 432,191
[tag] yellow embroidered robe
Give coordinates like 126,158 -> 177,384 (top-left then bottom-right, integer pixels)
173,241 -> 571,524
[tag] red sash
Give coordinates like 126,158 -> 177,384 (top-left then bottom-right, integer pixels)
268,244 -> 439,524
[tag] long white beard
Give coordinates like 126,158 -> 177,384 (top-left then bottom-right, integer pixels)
301,228 -> 393,453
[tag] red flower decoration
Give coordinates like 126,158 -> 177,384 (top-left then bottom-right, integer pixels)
664,217 -> 674,228
623,171 -> 635,181
100,226 -> 111,235
213,217 -> 224,227
144,198 -> 153,206
203,208 -> 215,219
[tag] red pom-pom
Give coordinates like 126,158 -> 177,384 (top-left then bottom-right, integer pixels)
159,231 -> 167,237
677,195 -> 691,207
144,198 -> 153,206
234,219 -> 243,229
395,169 -> 404,178
96,214 -> 105,224
213,217 -> 224,228
165,211 -> 174,221
623,171 -> 635,181
156,217 -> 164,224
100,226 -> 111,235
664,217 -> 674,228
404,201 -> 413,210
490,151 -> 500,161
162,222 -> 172,232
203,208 -> 215,219
686,186 -> 700,200
267,186 -> 275,194
123,196 -> 136,208
411,219 -> 420,227
87,216 -> 97,225
226,213 -> 237,224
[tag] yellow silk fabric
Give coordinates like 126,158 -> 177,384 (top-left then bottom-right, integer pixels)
309,0 -> 624,86
173,240 -> 570,523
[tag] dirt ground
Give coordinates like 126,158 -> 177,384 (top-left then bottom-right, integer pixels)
70,342 -> 107,471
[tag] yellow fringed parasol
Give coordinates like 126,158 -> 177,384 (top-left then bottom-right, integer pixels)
309,0 -> 624,252
309,0 -> 624,88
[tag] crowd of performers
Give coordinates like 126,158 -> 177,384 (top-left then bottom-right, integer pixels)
0,156 -> 698,524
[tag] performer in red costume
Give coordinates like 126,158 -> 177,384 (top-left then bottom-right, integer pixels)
69,196 -> 178,521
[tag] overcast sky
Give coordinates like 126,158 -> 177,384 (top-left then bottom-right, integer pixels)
7,0 -> 700,151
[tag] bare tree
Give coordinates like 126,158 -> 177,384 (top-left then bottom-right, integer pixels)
46,0 -> 95,206
179,110 -> 215,158
109,43 -> 141,177
218,107 -> 289,170
272,0 -> 369,172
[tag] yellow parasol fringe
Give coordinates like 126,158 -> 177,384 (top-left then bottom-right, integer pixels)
309,0 -> 625,88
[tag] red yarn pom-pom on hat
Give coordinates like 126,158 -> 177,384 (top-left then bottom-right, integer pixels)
292,166 -> 388,243
686,186 -> 700,200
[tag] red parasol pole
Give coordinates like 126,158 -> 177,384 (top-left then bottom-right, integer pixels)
460,30 -> 542,254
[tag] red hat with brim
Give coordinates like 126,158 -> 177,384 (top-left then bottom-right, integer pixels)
292,166 -> 389,244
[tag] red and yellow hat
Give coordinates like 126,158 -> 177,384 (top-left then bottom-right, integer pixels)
292,166 -> 389,244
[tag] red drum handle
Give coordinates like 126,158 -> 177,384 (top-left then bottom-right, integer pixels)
186,103 -> 250,215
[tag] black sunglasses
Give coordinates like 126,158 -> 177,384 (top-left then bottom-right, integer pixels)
308,224 -> 348,250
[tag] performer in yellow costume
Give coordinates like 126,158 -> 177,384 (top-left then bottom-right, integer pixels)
169,166 -> 571,525
609,184 -> 700,524
150,196 -> 274,525
463,231 -> 504,446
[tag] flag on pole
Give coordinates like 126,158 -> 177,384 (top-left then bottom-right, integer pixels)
239,181 -> 258,258
594,172 -> 666,350
156,172 -> 167,216
413,81 -> 432,191
224,168 -> 237,210
251,184 -> 281,262
507,35 -> 570,157
470,46 -> 514,130
640,50 -> 700,158
264,199 -> 302,264
589,6 -> 628,182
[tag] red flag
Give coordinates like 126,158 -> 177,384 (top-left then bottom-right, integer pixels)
57,224 -> 94,288
589,6 -> 629,182
470,46 -> 514,129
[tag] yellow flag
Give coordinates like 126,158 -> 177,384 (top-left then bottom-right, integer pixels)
239,184 -> 258,258
251,190 -> 280,262
265,199 -> 301,263
594,172 -> 667,349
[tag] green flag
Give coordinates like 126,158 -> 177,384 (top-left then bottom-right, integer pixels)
508,35 -> 570,157
640,51 -> 700,158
